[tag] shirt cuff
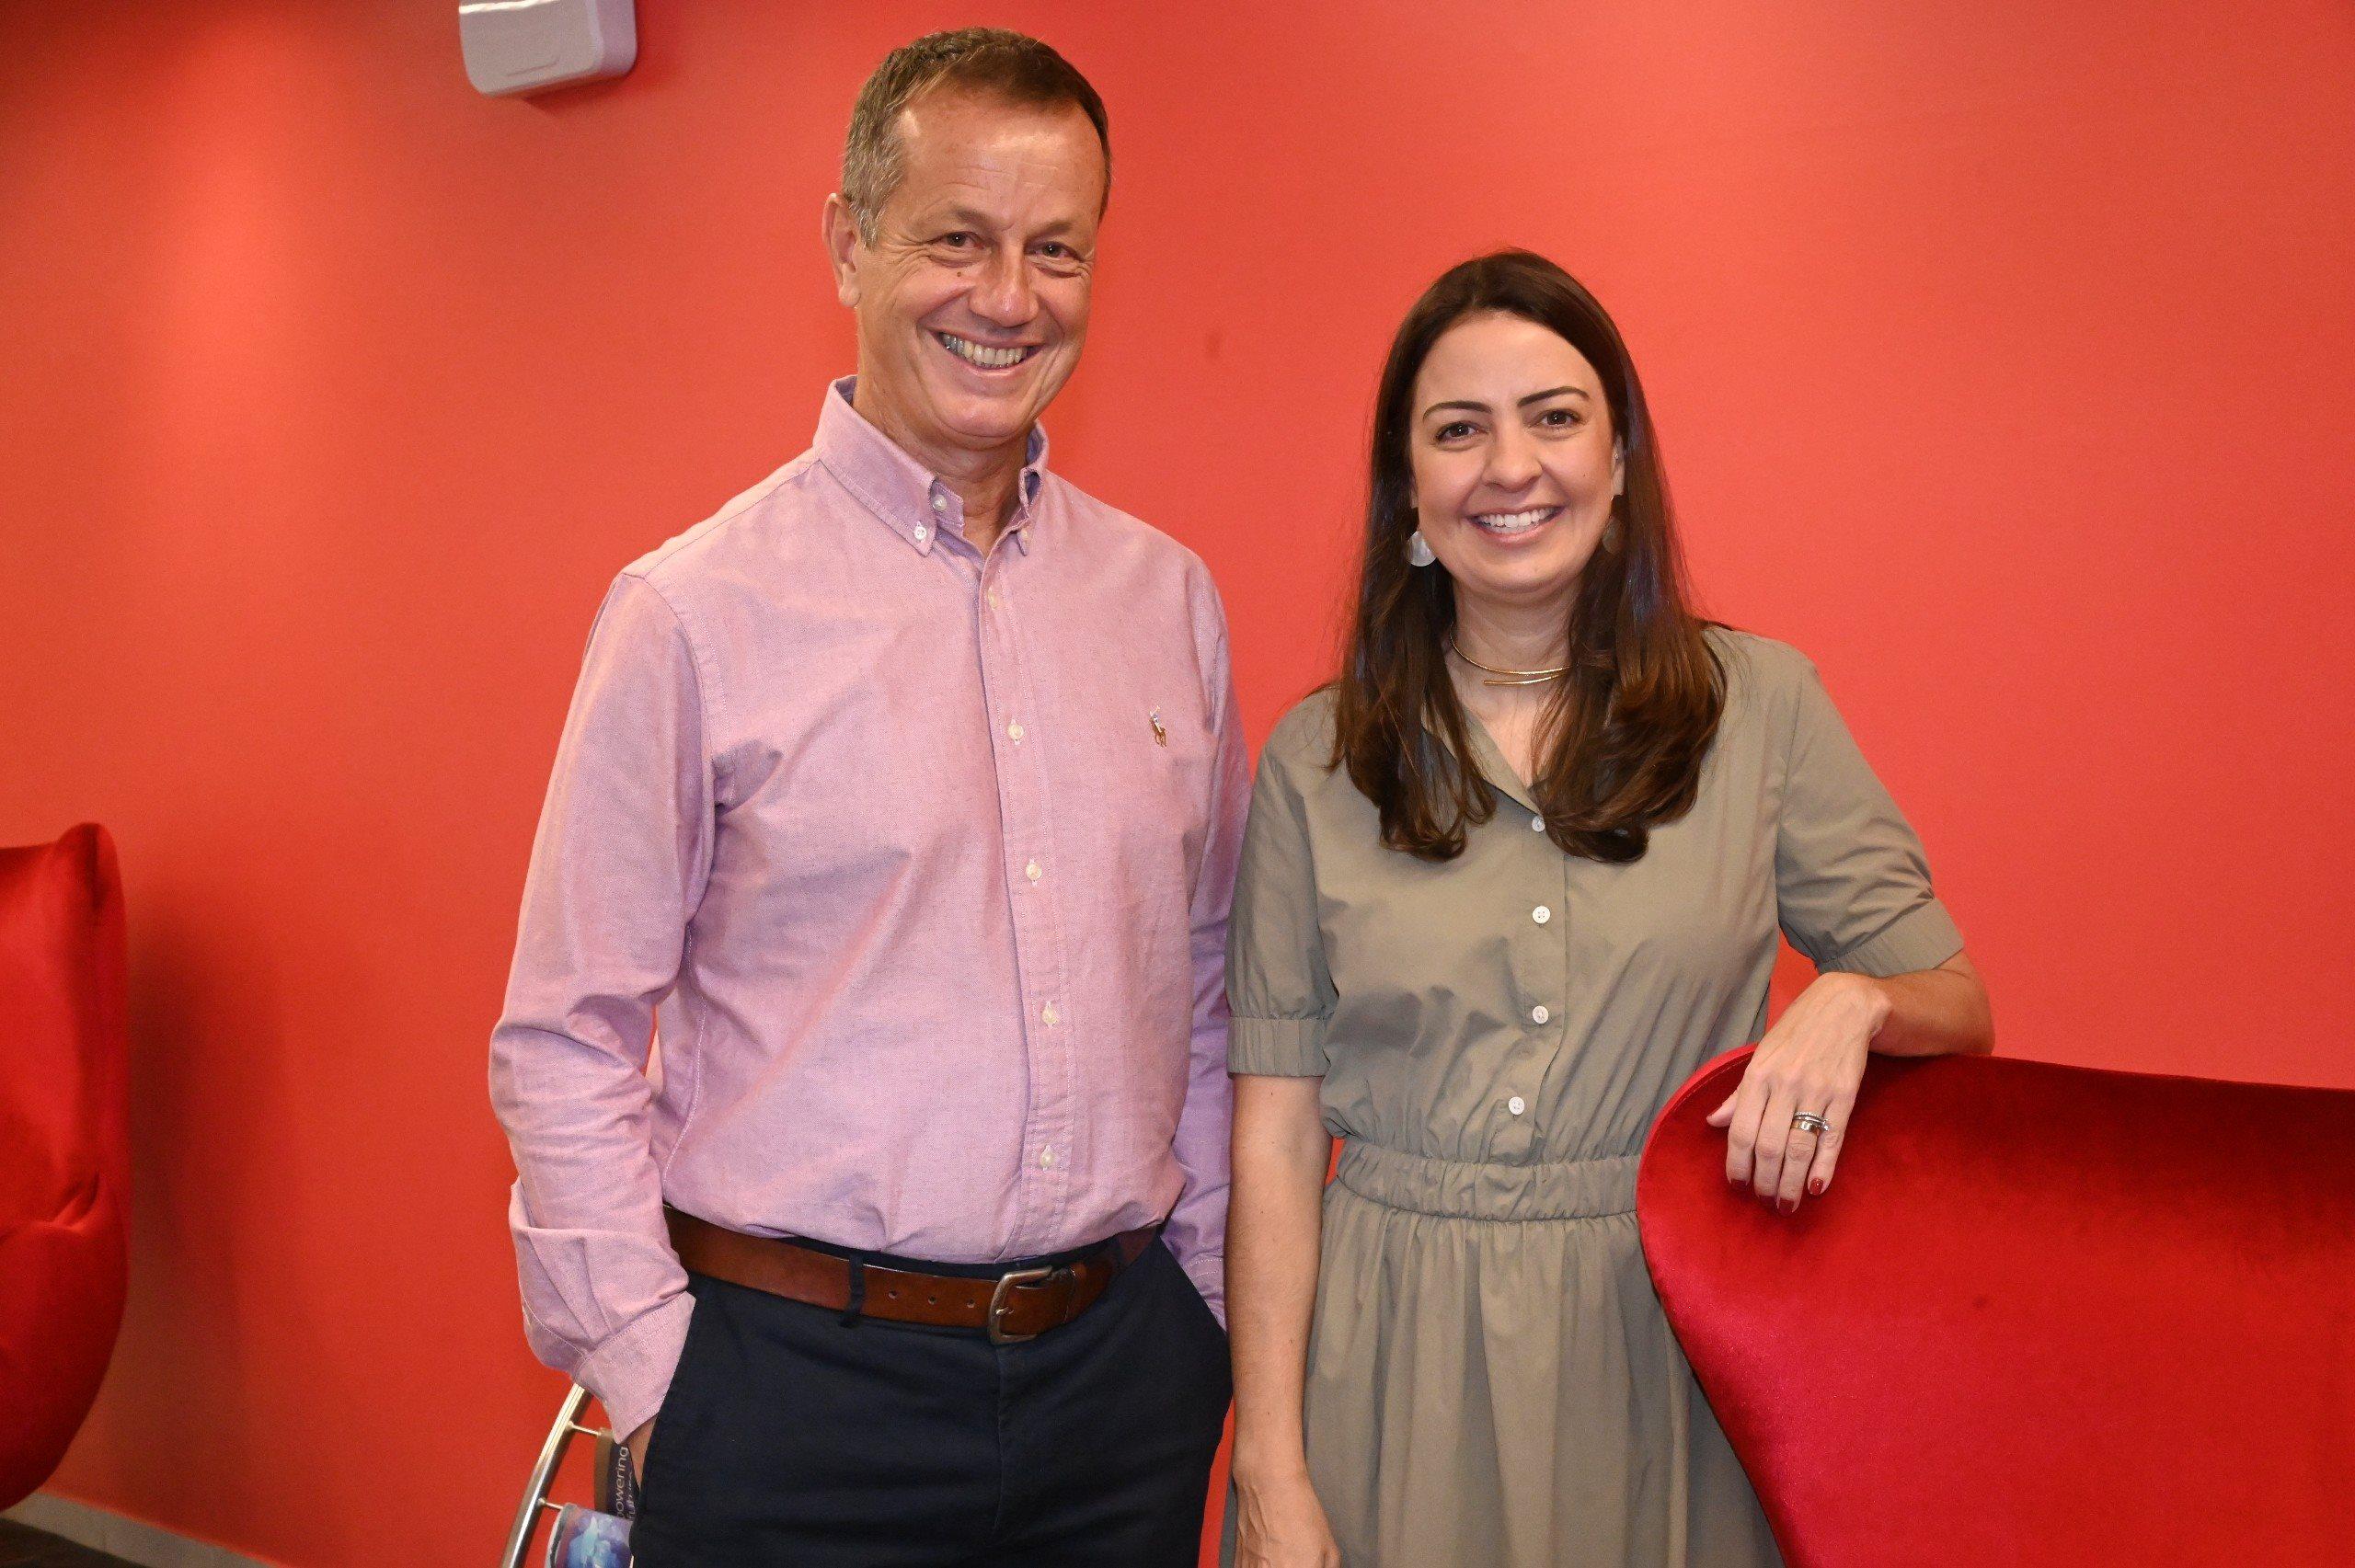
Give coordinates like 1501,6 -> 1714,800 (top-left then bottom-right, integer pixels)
1820,898 -> 1965,979
1181,1253 -> 1226,1329
580,1291 -> 695,1442
1229,1015 -> 1329,1075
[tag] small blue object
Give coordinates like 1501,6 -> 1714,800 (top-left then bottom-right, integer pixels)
546,1503 -> 632,1568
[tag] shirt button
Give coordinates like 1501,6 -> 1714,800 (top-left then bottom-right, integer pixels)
913,523 -> 929,544
1531,1005 -> 1550,1025
1025,859 -> 1042,883
986,589 -> 1002,608
1039,1147 -> 1057,1169
1040,1001 -> 1061,1026
930,493 -> 948,513
1007,721 -> 1025,742
1533,905 -> 1551,925
1508,1095 -> 1527,1116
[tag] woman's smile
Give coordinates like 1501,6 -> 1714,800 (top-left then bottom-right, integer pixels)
1467,503 -> 1562,540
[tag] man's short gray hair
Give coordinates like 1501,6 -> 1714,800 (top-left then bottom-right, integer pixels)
841,29 -> 1110,245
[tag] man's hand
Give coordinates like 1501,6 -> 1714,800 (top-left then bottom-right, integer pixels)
625,1418 -> 655,1481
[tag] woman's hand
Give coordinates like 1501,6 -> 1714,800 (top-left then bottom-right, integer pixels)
1229,1075 -> 1340,1563
1232,1470 -> 1345,1567
1705,971 -> 1889,1214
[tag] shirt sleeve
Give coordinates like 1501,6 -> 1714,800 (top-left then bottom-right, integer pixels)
1160,614 -> 1245,1328
1775,655 -> 1965,978
1226,715 -> 1338,1075
488,573 -> 715,1441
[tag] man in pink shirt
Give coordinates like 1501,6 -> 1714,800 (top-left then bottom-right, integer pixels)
488,29 -> 1241,1565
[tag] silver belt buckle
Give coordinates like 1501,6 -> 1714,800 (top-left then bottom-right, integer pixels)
986,1264 -> 1063,1345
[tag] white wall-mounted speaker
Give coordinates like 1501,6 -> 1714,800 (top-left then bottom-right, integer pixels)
460,0 -> 637,97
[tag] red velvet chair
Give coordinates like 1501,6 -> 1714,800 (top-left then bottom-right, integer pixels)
0,825 -> 129,1508
1638,1047 -> 2355,1567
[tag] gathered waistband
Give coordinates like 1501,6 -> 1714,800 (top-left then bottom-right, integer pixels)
1333,1139 -> 1640,1220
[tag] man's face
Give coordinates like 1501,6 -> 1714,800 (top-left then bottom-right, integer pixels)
827,87 -> 1106,471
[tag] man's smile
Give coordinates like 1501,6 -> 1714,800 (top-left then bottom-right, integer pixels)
934,330 -> 1040,371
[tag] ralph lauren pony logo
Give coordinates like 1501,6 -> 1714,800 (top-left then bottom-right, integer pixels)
1149,707 -> 1167,747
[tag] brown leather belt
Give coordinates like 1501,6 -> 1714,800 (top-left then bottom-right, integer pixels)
665,1207 -> 1162,1345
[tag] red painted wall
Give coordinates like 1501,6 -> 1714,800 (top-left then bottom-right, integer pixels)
3,3 -> 2349,1562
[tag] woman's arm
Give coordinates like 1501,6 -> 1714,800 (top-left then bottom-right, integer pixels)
1227,1072 -> 1344,1567
1709,949 -> 1993,1212
1854,949 -> 1992,1057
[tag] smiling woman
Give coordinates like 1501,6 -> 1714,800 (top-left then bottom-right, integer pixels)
1337,251 -> 1722,865
1221,251 -> 1990,1568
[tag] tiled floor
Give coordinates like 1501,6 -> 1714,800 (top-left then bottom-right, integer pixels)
0,1521 -> 136,1568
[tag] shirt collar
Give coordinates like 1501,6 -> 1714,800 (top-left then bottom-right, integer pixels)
813,377 -> 1049,556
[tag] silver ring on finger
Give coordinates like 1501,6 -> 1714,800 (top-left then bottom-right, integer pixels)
1789,1111 -> 1831,1136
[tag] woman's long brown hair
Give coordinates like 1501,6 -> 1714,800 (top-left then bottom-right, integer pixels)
1333,250 -> 1723,863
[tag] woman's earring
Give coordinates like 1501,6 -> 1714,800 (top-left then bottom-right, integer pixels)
1407,529 -> 1437,567
1601,516 -> 1623,554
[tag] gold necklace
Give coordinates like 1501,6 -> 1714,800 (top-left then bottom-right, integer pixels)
1450,642 -> 1568,687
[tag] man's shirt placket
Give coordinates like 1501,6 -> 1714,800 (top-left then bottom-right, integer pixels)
973,521 -> 1077,1258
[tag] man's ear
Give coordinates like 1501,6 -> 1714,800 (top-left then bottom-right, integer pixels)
821,193 -> 862,308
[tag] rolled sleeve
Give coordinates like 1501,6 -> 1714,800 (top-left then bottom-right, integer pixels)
1228,1015 -> 1332,1076
1226,725 -> 1337,1077
1821,898 -> 1965,979
1774,656 -> 1964,978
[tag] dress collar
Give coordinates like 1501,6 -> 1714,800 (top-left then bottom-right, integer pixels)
1455,708 -> 1540,816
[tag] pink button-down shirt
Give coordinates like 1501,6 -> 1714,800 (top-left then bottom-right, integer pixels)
489,381 -> 1245,1439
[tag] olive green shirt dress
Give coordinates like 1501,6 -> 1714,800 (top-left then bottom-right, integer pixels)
1227,629 -> 1964,1566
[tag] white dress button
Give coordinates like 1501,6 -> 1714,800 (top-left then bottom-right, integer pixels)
1533,905 -> 1551,924
1040,1001 -> 1061,1026
1508,1095 -> 1527,1116
930,493 -> 948,512
1007,722 -> 1025,742
1025,859 -> 1042,883
986,589 -> 1002,608
1531,1005 -> 1550,1025
913,524 -> 929,544
1039,1147 -> 1057,1169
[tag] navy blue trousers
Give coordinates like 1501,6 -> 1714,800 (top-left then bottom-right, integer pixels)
630,1238 -> 1231,1566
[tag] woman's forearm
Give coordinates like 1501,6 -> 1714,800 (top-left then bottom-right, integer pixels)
1864,950 -> 1993,1058
1226,1073 -> 1335,1485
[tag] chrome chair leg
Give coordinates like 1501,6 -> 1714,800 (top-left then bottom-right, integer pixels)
500,1384 -> 593,1568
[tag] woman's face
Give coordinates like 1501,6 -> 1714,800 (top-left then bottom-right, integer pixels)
1407,311 -> 1624,621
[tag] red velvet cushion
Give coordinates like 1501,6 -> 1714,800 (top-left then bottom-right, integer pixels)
0,824 -> 129,1508
1638,1047 -> 2355,1567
